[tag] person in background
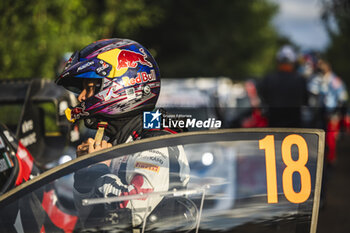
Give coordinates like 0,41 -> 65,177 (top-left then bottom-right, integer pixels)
259,45 -> 308,128
297,51 -> 321,128
301,56 -> 348,208
307,58 -> 348,165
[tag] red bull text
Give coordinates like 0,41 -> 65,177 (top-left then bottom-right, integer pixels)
122,70 -> 156,87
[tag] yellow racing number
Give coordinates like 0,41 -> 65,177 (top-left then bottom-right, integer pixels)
259,134 -> 311,204
259,135 -> 278,203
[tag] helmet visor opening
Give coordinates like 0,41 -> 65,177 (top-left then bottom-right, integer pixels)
59,77 -> 102,95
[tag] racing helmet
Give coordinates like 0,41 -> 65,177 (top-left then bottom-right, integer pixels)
55,38 -> 161,124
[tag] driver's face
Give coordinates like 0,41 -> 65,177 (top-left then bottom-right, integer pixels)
77,79 -> 99,102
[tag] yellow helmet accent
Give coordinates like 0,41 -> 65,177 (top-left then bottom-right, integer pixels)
65,108 -> 76,123
97,48 -> 128,78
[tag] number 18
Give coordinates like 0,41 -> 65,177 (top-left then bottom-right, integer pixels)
259,135 -> 311,204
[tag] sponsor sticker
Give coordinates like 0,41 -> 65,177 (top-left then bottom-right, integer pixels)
22,119 -> 34,134
0,158 -> 8,172
20,132 -> 37,147
77,61 -> 94,72
96,60 -> 111,76
0,137 -> 5,149
125,87 -> 136,100
135,161 -> 160,173
147,155 -> 164,165
0,152 -> 13,172
3,131 -> 14,142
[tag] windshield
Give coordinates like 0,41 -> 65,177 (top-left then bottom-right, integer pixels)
0,130 -> 323,233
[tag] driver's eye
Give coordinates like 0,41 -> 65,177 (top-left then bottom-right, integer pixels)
82,79 -> 101,96
83,80 -> 95,89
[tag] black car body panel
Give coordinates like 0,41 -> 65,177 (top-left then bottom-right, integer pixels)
0,79 -> 81,169
0,128 -> 324,233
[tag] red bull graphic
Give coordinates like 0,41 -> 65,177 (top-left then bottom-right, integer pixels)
117,48 -> 153,70
65,103 -> 89,122
122,70 -> 157,87
71,105 -> 89,119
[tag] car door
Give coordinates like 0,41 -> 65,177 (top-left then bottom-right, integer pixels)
0,128 -> 325,233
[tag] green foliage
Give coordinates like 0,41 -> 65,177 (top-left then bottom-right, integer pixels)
0,0 -> 279,80
132,0 -> 280,79
37,102 -> 59,134
0,104 -> 22,130
322,0 -> 350,88
0,0 -> 162,79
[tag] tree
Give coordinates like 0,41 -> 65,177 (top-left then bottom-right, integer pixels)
0,0 -> 280,80
322,0 -> 350,87
131,0 -> 280,79
0,0 -> 162,79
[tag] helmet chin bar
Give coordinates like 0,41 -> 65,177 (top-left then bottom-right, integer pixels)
64,102 -> 90,123
64,106 -> 105,130
64,108 -> 75,123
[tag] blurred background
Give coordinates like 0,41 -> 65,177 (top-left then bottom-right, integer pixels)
0,0 -> 350,232
0,0 -> 348,85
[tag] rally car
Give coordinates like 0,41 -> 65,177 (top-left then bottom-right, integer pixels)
0,127 -> 325,233
0,79 -> 83,170
157,77 -> 267,130
0,122 -> 78,232
0,123 -> 39,194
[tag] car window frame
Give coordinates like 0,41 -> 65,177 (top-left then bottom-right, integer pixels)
0,128 -> 325,233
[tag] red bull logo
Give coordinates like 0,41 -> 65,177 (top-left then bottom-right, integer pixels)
117,48 -> 153,70
122,70 -> 156,87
